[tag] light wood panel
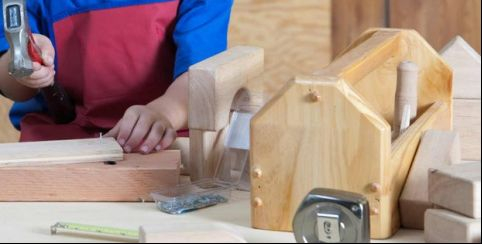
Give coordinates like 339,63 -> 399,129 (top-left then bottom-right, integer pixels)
0,96 -> 19,143
332,0 -> 386,58
0,137 -> 123,167
229,0 -> 332,96
424,209 -> 481,243
390,0 -> 481,54
0,150 -> 181,202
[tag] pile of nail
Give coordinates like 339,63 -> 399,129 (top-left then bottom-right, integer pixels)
156,194 -> 229,215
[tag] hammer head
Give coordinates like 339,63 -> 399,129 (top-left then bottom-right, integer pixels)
3,0 -> 35,78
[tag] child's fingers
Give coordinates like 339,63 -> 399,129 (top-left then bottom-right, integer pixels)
29,66 -> 53,80
29,73 -> 55,88
33,34 -> 56,66
159,128 -> 177,150
117,109 -> 141,150
105,123 -> 121,138
139,121 -> 166,154
32,62 -> 42,71
124,114 -> 154,153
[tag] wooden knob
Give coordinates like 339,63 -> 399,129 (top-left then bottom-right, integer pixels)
253,168 -> 263,178
253,197 -> 263,208
310,90 -> 321,102
370,183 -> 381,193
370,207 -> 380,215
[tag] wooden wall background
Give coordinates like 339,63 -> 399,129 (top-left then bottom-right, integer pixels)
0,0 -> 480,142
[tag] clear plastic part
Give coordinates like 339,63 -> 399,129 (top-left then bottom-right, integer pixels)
152,111 -> 253,215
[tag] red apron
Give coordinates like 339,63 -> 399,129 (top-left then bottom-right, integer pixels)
20,1 -> 180,142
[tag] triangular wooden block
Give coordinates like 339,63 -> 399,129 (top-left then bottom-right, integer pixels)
440,36 -> 481,99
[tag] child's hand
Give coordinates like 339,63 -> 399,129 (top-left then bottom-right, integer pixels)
12,34 -> 56,89
105,105 -> 177,154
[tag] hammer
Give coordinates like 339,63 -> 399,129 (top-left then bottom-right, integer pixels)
3,0 -> 75,124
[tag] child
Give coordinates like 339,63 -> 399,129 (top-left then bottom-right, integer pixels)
0,0 -> 233,154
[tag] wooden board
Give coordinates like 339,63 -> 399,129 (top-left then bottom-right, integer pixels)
0,96 -> 19,143
429,162 -> 481,219
139,224 -> 246,243
453,99 -> 482,161
0,138 -> 123,167
424,209 -> 481,243
0,151 -> 181,202
390,0 -> 481,54
229,0 -> 332,97
331,0 -> 386,58
440,36 -> 481,99
251,29 -> 453,239
399,130 -> 461,230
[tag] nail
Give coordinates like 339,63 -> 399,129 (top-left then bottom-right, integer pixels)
141,146 -> 149,154
155,145 -> 162,152
124,146 -> 132,153
118,139 -> 125,146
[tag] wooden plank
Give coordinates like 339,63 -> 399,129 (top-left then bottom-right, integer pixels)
424,209 -> 481,243
0,96 -> 19,143
229,0 -> 331,97
0,150 -> 181,202
0,138 -> 123,167
332,0 -> 386,58
390,0 -> 481,54
189,129 -> 226,181
399,130 -> 461,229
139,224 -> 246,243
429,162 -> 481,219
454,99 -> 482,161
440,36 -> 481,99
188,46 -> 264,132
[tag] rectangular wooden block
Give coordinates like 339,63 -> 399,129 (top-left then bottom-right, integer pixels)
0,150 -> 180,202
400,130 -> 461,230
454,99 -> 481,161
0,138 -> 123,167
139,224 -> 246,243
429,162 -> 481,218
425,209 -> 481,243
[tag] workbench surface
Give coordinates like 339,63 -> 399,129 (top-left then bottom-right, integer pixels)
0,191 -> 423,243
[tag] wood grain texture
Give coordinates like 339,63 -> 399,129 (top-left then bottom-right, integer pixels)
0,138 -> 123,167
429,162 -> 481,219
189,129 -> 226,181
139,224 -> 246,243
0,96 -> 19,143
390,0 -> 481,54
229,0 -> 331,97
332,0 -> 386,58
251,29 -> 453,239
440,36 -> 481,99
453,99 -> 481,161
399,130 -> 461,230
424,209 -> 481,243
0,151 -> 181,202
189,46 -> 264,131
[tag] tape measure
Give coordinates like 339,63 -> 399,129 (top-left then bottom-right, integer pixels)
51,222 -> 139,240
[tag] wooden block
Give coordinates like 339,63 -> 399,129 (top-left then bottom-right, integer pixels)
429,162 -> 481,218
440,36 -> 481,100
425,209 -> 481,243
168,137 -> 190,175
139,224 -> 246,243
0,138 -> 123,168
400,130 -> 461,229
0,150 -> 180,202
189,46 -> 264,131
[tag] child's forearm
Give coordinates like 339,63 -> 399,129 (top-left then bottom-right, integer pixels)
147,72 -> 189,130
0,51 -> 38,101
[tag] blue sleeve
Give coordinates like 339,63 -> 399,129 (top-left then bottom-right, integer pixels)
173,0 -> 234,79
